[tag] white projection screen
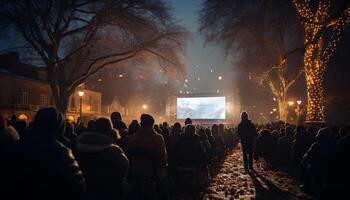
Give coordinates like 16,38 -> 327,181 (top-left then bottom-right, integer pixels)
177,96 -> 226,119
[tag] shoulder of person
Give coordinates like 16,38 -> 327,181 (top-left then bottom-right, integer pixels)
109,144 -> 126,154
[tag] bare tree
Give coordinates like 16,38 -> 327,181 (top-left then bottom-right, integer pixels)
200,0 -> 304,121
293,0 -> 350,122
259,60 -> 304,122
0,0 -> 188,112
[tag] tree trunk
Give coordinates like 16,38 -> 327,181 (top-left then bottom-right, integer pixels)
304,44 -> 325,122
50,83 -> 70,114
56,95 -> 69,114
305,65 -> 325,122
278,100 -> 288,122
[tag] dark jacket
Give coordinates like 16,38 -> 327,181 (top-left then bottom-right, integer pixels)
238,120 -> 257,149
126,127 -> 167,179
76,131 -> 129,199
2,135 -> 87,200
302,129 -> 337,178
173,133 -> 209,169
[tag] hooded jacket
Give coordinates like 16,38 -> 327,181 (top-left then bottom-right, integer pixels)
75,130 -> 129,199
1,108 -> 87,200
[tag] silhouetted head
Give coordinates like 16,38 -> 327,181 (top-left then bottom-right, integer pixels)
111,112 -> 122,122
184,118 -> 192,125
162,122 -> 169,128
259,129 -> 271,137
32,107 -> 65,139
172,122 -> 181,135
241,112 -> 249,121
87,120 -> 96,131
184,124 -> 195,135
140,114 -> 154,128
316,127 -> 332,142
198,128 -> 207,140
219,124 -> 224,132
95,118 -> 113,133
94,117 -> 119,142
212,124 -> 219,133
128,120 -> 140,135
205,128 -> 212,137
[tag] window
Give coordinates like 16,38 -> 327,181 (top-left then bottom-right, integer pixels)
40,94 -> 48,106
20,92 -> 29,105
89,96 -> 93,111
71,97 -> 76,108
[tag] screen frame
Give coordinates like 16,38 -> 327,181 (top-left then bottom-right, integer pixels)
176,96 -> 226,120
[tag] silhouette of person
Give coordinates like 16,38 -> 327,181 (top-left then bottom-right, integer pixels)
237,112 -> 257,170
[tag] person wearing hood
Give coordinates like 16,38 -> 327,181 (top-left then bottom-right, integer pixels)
277,126 -> 294,165
76,117 -> 129,199
237,112 -> 257,171
212,124 -> 226,161
173,124 -> 209,170
300,127 -> 337,196
2,107 -> 87,200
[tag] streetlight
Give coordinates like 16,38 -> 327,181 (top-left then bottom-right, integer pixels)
142,104 -> 148,110
272,108 -> 277,112
297,100 -> 302,105
78,90 -> 84,120
218,76 -> 222,80
288,101 -> 295,106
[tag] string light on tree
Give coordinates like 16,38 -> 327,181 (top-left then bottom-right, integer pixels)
293,0 -> 350,122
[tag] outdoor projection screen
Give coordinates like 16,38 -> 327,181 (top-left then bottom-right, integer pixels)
177,96 -> 226,119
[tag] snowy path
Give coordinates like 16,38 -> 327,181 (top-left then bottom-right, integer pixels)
200,146 -> 315,200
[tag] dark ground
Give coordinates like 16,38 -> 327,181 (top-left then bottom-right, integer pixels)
195,146 -> 316,200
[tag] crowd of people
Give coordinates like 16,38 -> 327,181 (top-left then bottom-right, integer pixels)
0,107 -> 238,200
1,108 -> 349,199
250,116 -> 350,199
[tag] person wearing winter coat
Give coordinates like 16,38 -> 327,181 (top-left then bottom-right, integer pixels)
173,125 -> 209,169
76,117 -> 129,199
2,107 -> 87,200
237,112 -> 257,170
277,126 -> 294,165
300,127 -> 337,195
126,114 -> 167,180
291,125 -> 312,167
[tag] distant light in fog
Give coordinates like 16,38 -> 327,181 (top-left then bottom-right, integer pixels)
142,104 -> 148,109
185,78 -> 188,83
218,76 -> 222,80
197,76 -> 200,81
216,89 -> 220,93
210,69 -> 213,73
186,91 -> 190,94
118,74 -> 123,78
179,90 -> 183,94
97,78 -> 102,82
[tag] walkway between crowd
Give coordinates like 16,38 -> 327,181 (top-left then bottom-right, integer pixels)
200,146 -> 315,200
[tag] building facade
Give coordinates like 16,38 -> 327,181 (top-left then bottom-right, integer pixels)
0,52 -> 102,122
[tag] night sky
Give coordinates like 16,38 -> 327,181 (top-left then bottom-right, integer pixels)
169,0 -> 236,95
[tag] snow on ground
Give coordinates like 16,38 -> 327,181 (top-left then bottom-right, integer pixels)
199,146 -> 316,200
